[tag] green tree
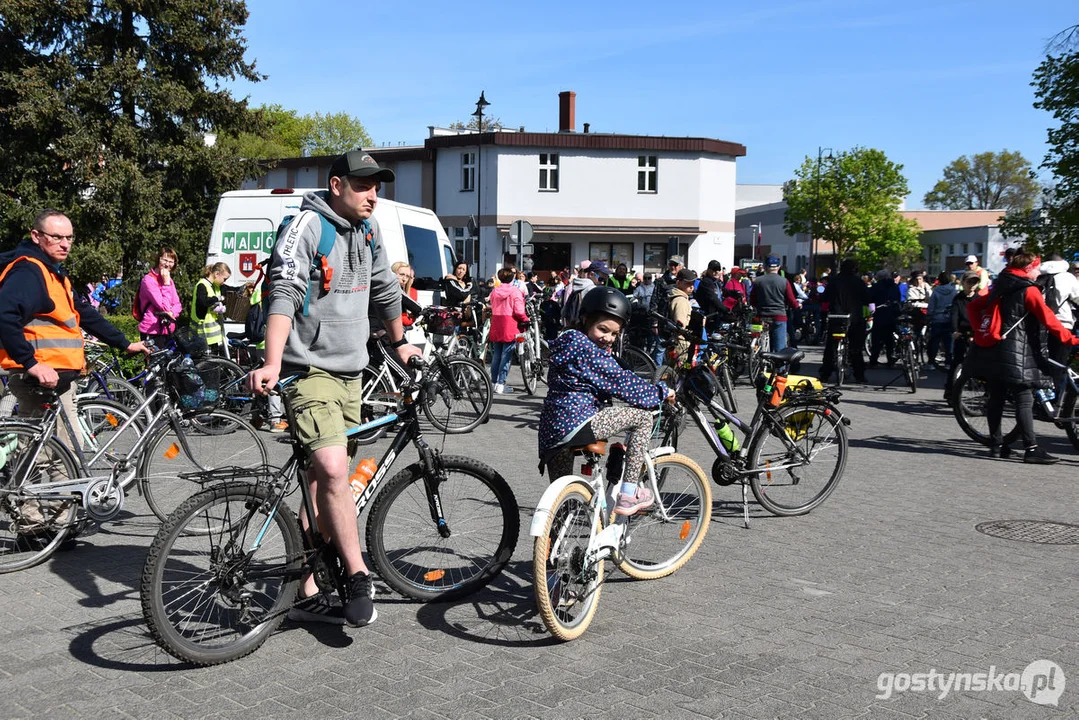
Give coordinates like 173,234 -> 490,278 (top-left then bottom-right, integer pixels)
222,105 -> 372,159
1002,26 -> 1079,257
0,1 -> 263,299
923,150 -> 1039,215
783,147 -> 922,271
448,116 -> 506,131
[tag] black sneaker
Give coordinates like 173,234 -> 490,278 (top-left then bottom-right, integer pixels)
288,592 -> 346,625
345,572 -> 377,627
1024,446 -> 1059,465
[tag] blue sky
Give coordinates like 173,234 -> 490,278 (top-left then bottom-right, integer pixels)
230,0 -> 1075,208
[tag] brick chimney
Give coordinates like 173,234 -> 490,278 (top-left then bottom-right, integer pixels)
559,91 -> 576,133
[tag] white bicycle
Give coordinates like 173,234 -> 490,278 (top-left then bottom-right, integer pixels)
530,433 -> 711,641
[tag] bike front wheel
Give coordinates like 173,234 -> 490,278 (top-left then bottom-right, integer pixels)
365,455 -> 518,601
835,338 -> 848,387
139,409 -> 268,522
140,482 -> 302,666
0,423 -> 80,573
421,357 -> 493,433
616,453 -> 711,580
533,481 -> 604,642
75,398 -> 144,475
903,342 -> 918,393
748,403 -> 848,516
621,346 -> 657,381
520,341 -> 538,395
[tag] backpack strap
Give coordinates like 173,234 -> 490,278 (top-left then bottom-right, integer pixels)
302,214 -> 339,317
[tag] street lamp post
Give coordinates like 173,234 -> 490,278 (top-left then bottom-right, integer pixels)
749,223 -> 761,261
812,146 -> 834,279
471,92 -> 489,276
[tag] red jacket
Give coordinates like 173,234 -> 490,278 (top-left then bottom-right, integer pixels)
489,283 -> 529,342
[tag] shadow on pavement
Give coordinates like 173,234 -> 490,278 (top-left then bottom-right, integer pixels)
67,615 -> 196,672
413,559 -> 559,648
49,542 -> 147,608
849,434 -> 988,458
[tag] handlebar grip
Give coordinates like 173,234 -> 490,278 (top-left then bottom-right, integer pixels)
407,356 -> 425,370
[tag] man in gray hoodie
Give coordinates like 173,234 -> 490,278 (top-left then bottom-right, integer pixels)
248,150 -> 420,628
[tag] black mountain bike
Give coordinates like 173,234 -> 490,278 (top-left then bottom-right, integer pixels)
140,357 -> 519,666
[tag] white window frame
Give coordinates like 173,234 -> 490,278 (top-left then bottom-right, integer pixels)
461,152 -> 475,192
539,152 -> 559,192
638,155 -> 658,193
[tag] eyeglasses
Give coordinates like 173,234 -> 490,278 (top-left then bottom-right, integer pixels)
36,230 -> 75,243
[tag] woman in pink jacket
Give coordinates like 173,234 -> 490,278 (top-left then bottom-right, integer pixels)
135,247 -> 183,343
488,267 -> 529,394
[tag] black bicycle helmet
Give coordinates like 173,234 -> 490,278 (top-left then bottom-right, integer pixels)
579,286 -> 631,324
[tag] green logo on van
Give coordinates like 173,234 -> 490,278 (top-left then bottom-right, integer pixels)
221,231 -> 276,254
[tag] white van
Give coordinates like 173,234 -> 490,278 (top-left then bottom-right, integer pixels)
205,188 -> 456,341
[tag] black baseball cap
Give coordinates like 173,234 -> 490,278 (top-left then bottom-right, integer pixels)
676,268 -> 698,283
329,150 -> 395,183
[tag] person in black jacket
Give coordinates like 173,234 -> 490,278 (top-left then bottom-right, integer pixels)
694,260 -> 730,331
867,269 -> 901,367
967,249 -> 1079,463
944,272 -> 981,403
818,259 -> 870,383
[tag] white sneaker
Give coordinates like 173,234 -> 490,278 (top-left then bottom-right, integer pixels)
493,383 -> 504,394
502,385 -> 515,394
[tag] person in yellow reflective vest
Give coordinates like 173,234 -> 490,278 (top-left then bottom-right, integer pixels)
191,262 -> 230,355
0,209 -> 149,450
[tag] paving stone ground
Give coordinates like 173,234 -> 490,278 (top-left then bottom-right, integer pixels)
1,347 -> 1077,719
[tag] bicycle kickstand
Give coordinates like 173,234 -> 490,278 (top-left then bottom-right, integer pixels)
741,480 -> 750,530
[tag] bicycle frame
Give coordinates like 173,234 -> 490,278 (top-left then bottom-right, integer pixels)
7,356 -> 229,521
1044,356 -> 1079,422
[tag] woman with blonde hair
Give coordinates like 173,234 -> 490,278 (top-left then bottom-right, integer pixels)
191,262 -> 230,355
391,261 -> 419,327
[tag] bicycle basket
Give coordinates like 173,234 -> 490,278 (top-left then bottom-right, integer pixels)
426,307 -> 459,337
173,325 -> 209,358
168,357 -> 214,408
826,314 -> 851,337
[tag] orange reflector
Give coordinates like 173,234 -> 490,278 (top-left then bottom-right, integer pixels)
765,460 -> 772,483
163,443 -> 181,459
424,569 -> 445,582
105,413 -> 119,427
679,521 -> 691,540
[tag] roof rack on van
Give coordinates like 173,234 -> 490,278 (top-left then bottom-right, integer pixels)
270,188 -> 295,194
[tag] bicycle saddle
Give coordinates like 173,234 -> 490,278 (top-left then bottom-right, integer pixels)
760,348 -> 805,365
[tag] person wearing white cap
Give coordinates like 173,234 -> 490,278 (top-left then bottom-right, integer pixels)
964,254 -> 989,293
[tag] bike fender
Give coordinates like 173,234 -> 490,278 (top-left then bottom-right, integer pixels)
529,475 -> 588,536
651,445 -> 677,458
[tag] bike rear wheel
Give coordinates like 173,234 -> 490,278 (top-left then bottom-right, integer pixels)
421,357 -> 492,433
75,398 -> 144,475
748,403 -> 847,516
902,342 -> 918,393
0,424 -> 80,573
533,481 -> 604,641
616,453 -> 711,580
835,338 -> 848,387
621,346 -> 657,381
365,455 -> 518,601
952,369 -> 1020,446
1060,384 -> 1079,451
139,409 -> 268,522
140,482 -> 302,666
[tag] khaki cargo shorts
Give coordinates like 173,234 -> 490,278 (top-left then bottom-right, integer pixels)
285,368 -> 363,453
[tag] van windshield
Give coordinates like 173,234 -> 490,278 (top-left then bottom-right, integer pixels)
403,224 -> 444,291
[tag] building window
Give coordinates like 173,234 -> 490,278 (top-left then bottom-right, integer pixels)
461,152 -> 475,192
962,243 -> 969,254
452,227 -> 466,261
975,242 -> 984,254
638,155 -> 658,193
589,242 -> 634,270
539,153 -> 559,191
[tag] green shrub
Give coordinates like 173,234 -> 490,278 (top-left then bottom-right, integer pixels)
91,313 -> 145,377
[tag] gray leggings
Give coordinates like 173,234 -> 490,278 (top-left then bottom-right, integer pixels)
547,406 -> 654,486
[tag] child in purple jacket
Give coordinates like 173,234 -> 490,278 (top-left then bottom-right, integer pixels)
135,248 -> 183,342
539,287 -> 672,516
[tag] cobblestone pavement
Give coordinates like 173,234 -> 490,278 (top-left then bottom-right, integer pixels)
2,347 -> 1077,719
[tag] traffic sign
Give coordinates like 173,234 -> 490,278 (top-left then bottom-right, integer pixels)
509,219 -> 533,245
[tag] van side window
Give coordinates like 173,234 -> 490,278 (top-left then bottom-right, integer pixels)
403,224 -> 444,291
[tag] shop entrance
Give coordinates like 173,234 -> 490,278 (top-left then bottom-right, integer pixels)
530,242 -> 571,276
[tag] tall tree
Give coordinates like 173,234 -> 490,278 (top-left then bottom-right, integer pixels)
783,147 -> 922,271
1002,26 -> 1079,257
223,105 -> 372,159
0,1 -> 263,295
923,150 -> 1039,215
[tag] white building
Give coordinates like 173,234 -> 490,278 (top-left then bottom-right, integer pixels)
248,92 -> 746,279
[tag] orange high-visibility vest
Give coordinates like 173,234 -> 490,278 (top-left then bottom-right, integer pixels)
0,256 -> 85,371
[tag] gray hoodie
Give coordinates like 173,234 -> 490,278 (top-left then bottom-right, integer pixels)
267,191 -> 401,376
926,281 -> 959,324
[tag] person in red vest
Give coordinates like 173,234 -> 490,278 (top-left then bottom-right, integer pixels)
0,209 -> 149,450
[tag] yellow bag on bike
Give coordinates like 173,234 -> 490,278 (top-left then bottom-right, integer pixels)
784,409 -> 816,441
